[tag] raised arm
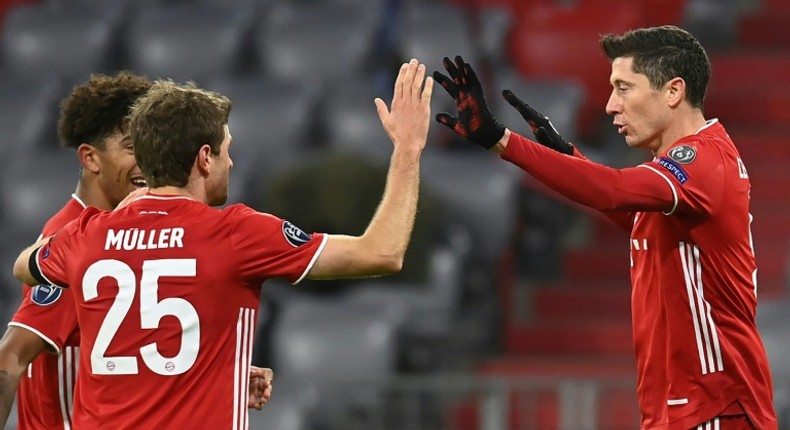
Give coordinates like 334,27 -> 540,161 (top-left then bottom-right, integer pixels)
306,59 -> 434,279
433,56 -> 674,215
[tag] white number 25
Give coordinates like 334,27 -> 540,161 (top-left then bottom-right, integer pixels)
82,259 -> 199,376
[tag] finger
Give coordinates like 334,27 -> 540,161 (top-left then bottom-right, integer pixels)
443,56 -> 462,83
502,90 -> 546,123
433,71 -> 458,98
374,98 -> 389,124
435,113 -> 465,137
394,62 -> 408,101
249,366 -> 265,378
421,76 -> 434,103
463,61 -> 481,88
263,368 -> 273,383
454,56 -> 467,84
402,58 -> 419,96
412,62 -> 426,99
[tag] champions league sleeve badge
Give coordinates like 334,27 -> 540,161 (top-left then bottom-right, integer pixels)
31,284 -> 63,306
667,145 -> 697,164
282,221 -> 312,247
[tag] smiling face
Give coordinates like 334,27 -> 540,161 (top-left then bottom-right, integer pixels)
94,129 -> 147,208
605,57 -> 672,152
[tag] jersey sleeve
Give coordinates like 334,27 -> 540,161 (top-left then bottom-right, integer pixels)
35,208 -> 100,289
228,205 -> 327,284
502,132 -> 675,214
570,145 -> 636,232
641,138 -> 725,217
9,287 -> 78,354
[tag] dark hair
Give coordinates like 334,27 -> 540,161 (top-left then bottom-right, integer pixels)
128,80 -> 232,188
600,25 -> 710,110
58,71 -> 152,150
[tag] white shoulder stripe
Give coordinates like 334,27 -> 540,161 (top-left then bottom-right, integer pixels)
293,234 -> 329,285
638,164 -> 679,215
7,322 -> 61,354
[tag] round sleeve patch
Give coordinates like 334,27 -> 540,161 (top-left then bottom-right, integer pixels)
31,284 -> 63,306
668,145 -> 697,164
282,221 -> 312,247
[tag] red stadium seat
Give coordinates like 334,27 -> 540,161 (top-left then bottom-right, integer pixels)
507,3 -> 646,138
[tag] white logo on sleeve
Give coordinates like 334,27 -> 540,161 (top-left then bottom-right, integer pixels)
282,221 -> 312,247
668,145 -> 697,164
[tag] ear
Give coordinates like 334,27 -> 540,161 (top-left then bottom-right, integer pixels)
666,77 -> 686,108
195,144 -> 213,177
77,143 -> 101,174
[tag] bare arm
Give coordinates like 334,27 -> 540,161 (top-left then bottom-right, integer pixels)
307,59 -> 434,279
0,327 -> 49,427
13,236 -> 50,287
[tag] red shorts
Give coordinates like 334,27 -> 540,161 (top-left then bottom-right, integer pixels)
691,415 -> 755,430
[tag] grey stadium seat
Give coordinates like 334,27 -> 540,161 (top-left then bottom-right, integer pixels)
494,68 -> 586,146
0,75 -> 62,157
270,296 -> 400,427
322,81 -> 393,164
421,151 -> 521,264
254,3 -> 379,84
124,3 -> 250,82
398,2 -> 479,84
205,76 -> 321,203
0,150 -> 80,236
0,3 -> 118,81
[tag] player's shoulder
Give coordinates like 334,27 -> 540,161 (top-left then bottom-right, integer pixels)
40,195 -> 88,235
221,203 -> 281,223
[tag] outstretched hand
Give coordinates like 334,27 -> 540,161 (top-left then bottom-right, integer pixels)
502,90 -> 574,155
375,58 -> 434,154
434,56 -> 504,149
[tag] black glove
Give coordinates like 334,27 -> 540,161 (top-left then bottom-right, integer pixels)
434,56 -> 505,149
502,89 -> 574,156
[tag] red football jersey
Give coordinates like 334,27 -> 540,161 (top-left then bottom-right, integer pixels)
500,120 -> 777,429
9,195 -> 85,430
35,194 -> 326,429
629,120 -> 775,429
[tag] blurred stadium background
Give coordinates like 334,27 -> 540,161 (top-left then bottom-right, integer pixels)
0,0 -> 788,428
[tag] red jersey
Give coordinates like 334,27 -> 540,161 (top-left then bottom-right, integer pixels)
34,194 -> 326,430
9,195 -> 85,430
501,120 -> 776,429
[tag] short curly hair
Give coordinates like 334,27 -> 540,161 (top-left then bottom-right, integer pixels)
57,71 -> 152,150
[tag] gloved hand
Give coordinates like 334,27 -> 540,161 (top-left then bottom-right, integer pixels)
434,56 -> 505,149
502,90 -> 574,156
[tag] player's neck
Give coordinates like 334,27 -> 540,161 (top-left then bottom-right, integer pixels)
74,180 -> 114,211
654,109 -> 707,156
148,185 -> 203,203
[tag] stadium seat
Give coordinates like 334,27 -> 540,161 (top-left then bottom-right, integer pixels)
270,296 -> 401,427
0,75 -> 62,157
205,75 -> 322,203
0,3 -> 118,81
124,3 -> 251,82
420,151 -> 521,265
0,150 -> 80,236
321,80 -> 396,164
506,3 -> 644,139
397,2 -> 479,83
681,0 -> 742,50
493,68 -> 585,146
254,3 -> 379,84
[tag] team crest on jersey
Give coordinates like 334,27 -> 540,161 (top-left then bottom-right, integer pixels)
31,284 -> 62,306
282,221 -> 312,247
656,157 -> 689,184
668,145 -> 696,164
